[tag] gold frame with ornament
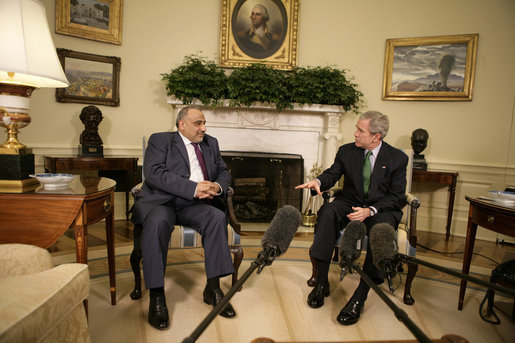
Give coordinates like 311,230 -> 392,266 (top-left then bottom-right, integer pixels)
382,34 -> 478,101
219,0 -> 299,70
55,0 -> 123,45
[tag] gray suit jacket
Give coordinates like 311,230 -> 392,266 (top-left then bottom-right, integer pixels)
133,131 -> 231,224
316,141 -> 407,222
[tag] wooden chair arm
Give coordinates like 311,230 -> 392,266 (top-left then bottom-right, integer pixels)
322,187 -> 343,203
405,192 -> 420,247
226,187 -> 241,234
131,182 -> 143,197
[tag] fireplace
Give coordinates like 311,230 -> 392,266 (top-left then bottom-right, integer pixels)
169,98 -> 347,220
222,151 -> 303,222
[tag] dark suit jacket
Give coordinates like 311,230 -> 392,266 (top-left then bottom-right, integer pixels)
316,141 -> 407,222
133,131 -> 231,224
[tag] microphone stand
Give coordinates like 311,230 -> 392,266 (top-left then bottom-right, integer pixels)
397,255 -> 515,297
183,248 -> 277,343
351,264 -> 433,343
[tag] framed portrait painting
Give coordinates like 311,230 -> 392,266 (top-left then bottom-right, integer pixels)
219,0 -> 300,70
55,0 -> 123,45
382,34 -> 479,101
55,49 -> 121,107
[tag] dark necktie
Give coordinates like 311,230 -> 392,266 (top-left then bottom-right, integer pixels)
192,143 -> 209,180
363,150 -> 372,199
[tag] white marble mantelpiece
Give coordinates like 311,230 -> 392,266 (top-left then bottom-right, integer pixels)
168,98 -> 347,176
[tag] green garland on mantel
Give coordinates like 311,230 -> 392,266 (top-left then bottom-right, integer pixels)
161,55 -> 363,113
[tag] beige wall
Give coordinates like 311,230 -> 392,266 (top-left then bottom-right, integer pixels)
29,0 -> 515,240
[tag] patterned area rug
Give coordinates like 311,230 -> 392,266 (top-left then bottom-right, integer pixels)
57,239 -> 515,343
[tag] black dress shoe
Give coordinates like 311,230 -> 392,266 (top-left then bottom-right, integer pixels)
203,287 -> 236,318
148,295 -> 170,330
337,297 -> 365,325
307,283 -> 330,308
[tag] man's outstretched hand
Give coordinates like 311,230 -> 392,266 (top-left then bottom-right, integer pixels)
295,180 -> 321,195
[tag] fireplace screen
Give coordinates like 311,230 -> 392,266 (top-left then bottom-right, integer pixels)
222,151 -> 303,222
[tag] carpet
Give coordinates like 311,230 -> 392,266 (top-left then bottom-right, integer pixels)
68,240 -> 514,343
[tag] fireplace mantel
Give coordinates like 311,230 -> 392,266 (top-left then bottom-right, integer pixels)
167,97 -> 347,172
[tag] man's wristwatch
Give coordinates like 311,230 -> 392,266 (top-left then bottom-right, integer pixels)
369,207 -> 377,216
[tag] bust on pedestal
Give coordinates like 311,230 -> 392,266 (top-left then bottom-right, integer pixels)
79,106 -> 104,157
411,128 -> 429,170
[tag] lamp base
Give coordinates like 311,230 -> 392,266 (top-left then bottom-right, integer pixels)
0,154 -> 37,189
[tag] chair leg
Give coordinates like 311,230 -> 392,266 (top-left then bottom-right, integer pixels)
403,261 -> 418,305
332,246 -> 339,262
130,223 -> 143,300
230,245 -> 244,291
129,248 -> 143,300
307,245 -> 317,287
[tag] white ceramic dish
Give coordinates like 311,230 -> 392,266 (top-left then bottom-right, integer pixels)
30,173 -> 75,190
488,191 -> 515,205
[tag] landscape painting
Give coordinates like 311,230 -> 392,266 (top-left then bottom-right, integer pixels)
382,34 -> 478,101
70,0 -> 110,30
55,0 -> 123,45
55,49 -> 121,107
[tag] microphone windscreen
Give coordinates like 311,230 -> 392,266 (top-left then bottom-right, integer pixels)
369,223 -> 398,271
261,205 -> 302,256
339,221 -> 366,264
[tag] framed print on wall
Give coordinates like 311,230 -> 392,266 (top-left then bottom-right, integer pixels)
382,34 -> 478,101
219,0 -> 300,70
55,49 -> 121,107
55,0 -> 123,45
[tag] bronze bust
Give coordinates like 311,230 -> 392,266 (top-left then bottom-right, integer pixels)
411,128 -> 429,170
411,128 -> 429,155
79,105 -> 103,146
79,106 -> 103,157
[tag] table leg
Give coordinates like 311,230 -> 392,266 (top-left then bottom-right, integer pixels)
446,176 -> 458,241
458,205 -> 477,310
75,223 -> 88,315
106,196 -> 116,305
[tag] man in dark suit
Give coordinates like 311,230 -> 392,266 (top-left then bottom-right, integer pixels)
133,105 -> 236,330
296,110 -> 407,325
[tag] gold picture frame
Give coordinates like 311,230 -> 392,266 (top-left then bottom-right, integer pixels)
56,0 -> 123,45
219,0 -> 300,70
382,34 -> 478,101
55,49 -> 121,107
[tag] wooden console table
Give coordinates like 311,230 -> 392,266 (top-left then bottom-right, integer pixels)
412,169 -> 458,240
44,156 -> 138,220
0,176 -> 117,306
458,196 -> 514,310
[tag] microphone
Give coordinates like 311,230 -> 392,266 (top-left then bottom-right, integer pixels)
258,205 -> 302,272
262,205 -> 302,254
370,224 -> 515,298
338,221 -> 366,280
369,223 -> 398,293
183,205 -> 301,343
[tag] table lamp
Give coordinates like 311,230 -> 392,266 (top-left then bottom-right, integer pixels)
0,0 -> 69,188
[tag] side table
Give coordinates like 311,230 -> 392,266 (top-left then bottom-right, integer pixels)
459,196 -> 515,310
44,156 -> 138,220
0,176 -> 117,309
412,169 -> 458,240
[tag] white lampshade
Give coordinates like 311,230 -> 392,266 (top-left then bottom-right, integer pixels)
0,0 -> 69,88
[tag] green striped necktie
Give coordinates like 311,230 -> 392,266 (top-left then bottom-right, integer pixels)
363,150 -> 372,199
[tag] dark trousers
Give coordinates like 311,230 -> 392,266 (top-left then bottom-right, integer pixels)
310,199 -> 399,285
141,200 -> 235,289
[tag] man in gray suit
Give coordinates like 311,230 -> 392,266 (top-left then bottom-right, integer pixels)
134,105 -> 236,330
296,110 -> 407,325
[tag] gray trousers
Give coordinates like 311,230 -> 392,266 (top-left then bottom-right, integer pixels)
141,200 -> 234,289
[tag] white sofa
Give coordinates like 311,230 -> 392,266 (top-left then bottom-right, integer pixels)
0,244 -> 90,342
